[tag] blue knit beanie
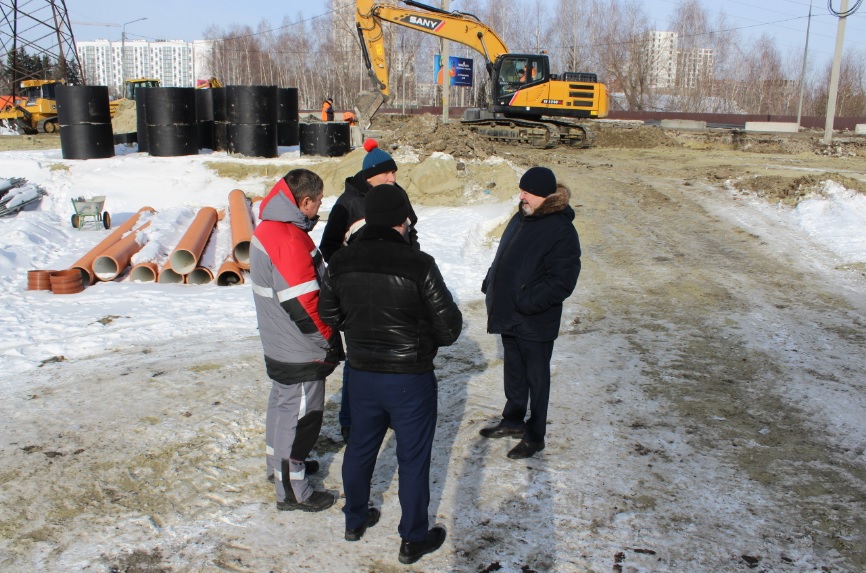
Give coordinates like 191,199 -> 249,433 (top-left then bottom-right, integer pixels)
360,139 -> 398,180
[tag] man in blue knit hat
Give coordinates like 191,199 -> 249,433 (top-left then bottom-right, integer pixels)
319,139 -> 419,443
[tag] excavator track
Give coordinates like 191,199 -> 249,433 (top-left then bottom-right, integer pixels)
461,117 -> 594,149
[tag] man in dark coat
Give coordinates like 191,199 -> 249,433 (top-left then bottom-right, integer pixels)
319,184 -> 462,564
318,138 -> 419,443
480,166 -> 581,459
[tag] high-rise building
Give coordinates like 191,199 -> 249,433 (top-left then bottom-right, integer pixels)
76,39 -> 213,94
646,31 -> 677,89
645,31 -> 714,90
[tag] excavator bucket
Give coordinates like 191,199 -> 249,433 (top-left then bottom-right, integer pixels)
354,90 -> 385,130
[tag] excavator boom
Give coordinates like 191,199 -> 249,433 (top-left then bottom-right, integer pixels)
354,0 -> 508,128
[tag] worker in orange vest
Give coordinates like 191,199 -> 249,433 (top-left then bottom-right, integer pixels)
321,98 -> 334,122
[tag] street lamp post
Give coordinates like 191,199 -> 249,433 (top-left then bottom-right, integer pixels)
121,17 -> 147,90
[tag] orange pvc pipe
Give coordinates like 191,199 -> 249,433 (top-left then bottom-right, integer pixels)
70,207 -> 155,285
92,222 -> 151,281
157,260 -> 185,284
169,207 -> 218,275
228,189 -> 254,269
130,261 -> 159,283
188,265 -> 214,285
216,259 -> 245,286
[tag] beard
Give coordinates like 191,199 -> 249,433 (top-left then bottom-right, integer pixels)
520,200 -> 533,215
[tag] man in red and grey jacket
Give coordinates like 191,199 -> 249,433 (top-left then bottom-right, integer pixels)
251,168 -> 343,512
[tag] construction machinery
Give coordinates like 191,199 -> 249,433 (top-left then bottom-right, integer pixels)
109,78 -> 160,117
0,79 -> 64,134
195,77 -> 223,89
355,0 -> 609,148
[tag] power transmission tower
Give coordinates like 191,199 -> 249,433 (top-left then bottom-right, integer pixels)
0,0 -> 84,98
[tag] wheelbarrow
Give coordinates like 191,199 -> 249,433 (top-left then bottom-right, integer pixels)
71,196 -> 110,230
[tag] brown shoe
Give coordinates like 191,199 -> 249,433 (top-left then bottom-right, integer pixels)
507,440 -> 545,459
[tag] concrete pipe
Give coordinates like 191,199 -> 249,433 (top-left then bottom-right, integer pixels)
92,222 -> 151,281
216,259 -> 245,286
157,260 -> 185,284
188,265 -> 214,285
169,206 -> 218,275
228,189 -> 254,269
130,261 -> 159,283
71,207 -> 155,285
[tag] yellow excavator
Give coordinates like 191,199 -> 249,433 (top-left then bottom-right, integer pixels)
0,79 -> 63,134
109,78 -> 161,118
355,0 -> 609,148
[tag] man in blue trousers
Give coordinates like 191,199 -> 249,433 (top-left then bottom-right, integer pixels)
319,184 -> 462,564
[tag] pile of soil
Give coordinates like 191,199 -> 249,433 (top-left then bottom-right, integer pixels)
732,172 -> 866,206
111,100 -> 137,134
371,113 -> 499,159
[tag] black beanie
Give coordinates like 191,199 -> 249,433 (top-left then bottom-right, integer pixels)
365,184 -> 409,228
519,166 -> 557,197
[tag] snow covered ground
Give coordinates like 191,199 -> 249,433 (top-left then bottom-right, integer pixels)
1,141 -> 865,572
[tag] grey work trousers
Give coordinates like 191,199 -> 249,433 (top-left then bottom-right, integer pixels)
265,379 -> 325,503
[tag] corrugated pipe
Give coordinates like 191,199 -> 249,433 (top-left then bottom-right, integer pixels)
157,260 -> 185,284
216,259 -> 244,286
169,206 -> 218,275
228,189 -> 254,269
70,207 -> 155,285
92,222 -> 151,281
188,265 -> 214,285
130,261 -> 159,283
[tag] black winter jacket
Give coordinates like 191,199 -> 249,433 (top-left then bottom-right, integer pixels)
319,225 -> 463,373
482,185 -> 581,342
319,173 -> 419,262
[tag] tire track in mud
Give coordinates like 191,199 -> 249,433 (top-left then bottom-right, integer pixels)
563,150 -> 866,571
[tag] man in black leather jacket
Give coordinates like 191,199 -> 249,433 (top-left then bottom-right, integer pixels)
319,184 -> 462,564
319,138 -> 418,443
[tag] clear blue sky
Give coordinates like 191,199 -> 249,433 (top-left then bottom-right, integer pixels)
68,0 -> 866,67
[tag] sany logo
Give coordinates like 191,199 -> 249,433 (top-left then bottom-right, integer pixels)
398,14 -> 445,32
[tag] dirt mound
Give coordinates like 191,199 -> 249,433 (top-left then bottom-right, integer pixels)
732,172 -> 866,206
111,100 -> 137,134
593,123 -> 681,149
371,113 -> 498,160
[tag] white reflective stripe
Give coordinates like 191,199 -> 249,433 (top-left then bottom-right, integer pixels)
289,467 -> 306,480
252,283 -> 273,298
276,279 -> 319,303
274,469 -> 282,482
345,219 -> 365,243
266,445 -> 274,456
298,383 -> 308,419
309,247 -> 318,258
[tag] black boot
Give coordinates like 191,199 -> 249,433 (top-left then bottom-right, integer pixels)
507,439 -> 545,459
345,507 -> 381,541
398,526 -> 446,564
276,490 -> 336,512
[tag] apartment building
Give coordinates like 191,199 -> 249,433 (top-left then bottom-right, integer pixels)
645,31 -> 714,90
76,39 -> 213,94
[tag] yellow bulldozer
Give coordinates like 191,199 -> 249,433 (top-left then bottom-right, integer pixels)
109,78 -> 161,118
0,79 -> 63,134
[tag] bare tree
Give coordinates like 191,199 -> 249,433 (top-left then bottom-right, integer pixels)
595,0 -> 654,111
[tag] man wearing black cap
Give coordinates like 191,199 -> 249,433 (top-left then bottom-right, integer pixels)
479,166 -> 581,459
319,184 -> 462,564
319,139 -> 419,444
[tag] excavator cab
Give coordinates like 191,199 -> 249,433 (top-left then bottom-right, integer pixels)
493,54 -> 550,117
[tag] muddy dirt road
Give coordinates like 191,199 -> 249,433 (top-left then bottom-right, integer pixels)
2,125 -> 866,572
